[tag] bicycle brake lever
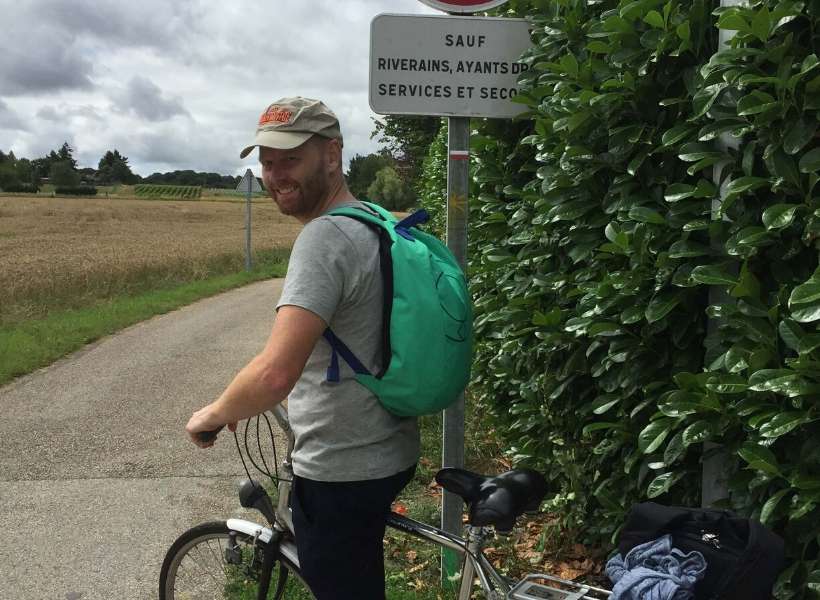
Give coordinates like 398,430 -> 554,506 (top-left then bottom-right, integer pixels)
196,425 -> 225,443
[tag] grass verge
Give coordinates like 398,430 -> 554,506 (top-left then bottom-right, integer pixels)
384,405 -> 507,599
0,251 -> 288,386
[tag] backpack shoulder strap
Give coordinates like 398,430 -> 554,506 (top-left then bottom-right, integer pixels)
326,201 -> 395,229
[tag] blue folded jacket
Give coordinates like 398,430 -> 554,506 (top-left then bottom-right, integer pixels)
605,534 -> 707,600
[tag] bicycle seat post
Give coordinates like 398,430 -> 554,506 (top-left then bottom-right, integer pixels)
457,525 -> 491,600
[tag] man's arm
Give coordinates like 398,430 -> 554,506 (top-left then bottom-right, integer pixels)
185,305 -> 327,447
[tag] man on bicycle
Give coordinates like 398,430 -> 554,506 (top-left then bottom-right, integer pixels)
184,96 -> 419,600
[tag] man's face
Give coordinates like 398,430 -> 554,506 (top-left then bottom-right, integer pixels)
259,138 -> 330,219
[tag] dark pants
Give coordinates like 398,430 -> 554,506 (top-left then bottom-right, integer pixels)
291,465 -> 416,600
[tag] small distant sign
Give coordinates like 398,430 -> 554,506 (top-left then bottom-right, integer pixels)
370,14 -> 532,118
236,169 -> 262,193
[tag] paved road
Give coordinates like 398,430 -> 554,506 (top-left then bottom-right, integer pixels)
0,279 -> 286,600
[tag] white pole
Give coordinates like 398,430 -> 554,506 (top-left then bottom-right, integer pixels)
702,0 -> 744,507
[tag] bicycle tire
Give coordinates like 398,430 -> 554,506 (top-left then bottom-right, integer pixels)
159,520 -> 314,600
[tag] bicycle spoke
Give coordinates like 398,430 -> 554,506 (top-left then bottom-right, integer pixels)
177,540 -> 226,591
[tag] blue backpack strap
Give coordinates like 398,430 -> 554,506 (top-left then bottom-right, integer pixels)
322,329 -> 371,382
394,209 -> 430,241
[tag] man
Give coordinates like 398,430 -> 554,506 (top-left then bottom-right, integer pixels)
185,97 -> 420,599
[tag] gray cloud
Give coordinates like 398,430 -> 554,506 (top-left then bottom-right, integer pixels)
0,0 -> 438,175
0,29 -> 95,96
0,99 -> 27,131
118,77 -> 189,122
37,104 -> 104,122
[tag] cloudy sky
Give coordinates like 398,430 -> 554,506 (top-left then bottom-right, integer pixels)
0,0 -> 439,178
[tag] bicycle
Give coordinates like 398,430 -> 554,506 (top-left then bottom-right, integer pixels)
159,405 -> 612,599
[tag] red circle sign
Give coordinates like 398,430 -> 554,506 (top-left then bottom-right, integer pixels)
417,0 -> 509,13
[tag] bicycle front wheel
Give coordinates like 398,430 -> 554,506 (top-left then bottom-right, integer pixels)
159,521 -> 314,600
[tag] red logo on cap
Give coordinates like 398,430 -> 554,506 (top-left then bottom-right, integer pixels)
259,106 -> 293,126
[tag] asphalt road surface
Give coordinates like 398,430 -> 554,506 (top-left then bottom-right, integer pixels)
0,279 -> 286,600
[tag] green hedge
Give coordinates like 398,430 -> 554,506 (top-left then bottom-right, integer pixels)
2,183 -> 40,193
55,186 -> 97,196
415,0 -> 819,596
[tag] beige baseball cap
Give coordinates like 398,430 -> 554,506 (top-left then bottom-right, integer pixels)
239,97 -> 343,159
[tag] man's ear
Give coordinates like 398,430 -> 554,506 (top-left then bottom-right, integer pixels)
324,139 -> 343,173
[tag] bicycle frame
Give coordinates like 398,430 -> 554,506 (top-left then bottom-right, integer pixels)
231,406 -> 610,600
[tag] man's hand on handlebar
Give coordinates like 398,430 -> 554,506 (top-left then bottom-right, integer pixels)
186,406 -> 237,448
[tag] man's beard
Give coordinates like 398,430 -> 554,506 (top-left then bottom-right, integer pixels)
275,162 -> 329,219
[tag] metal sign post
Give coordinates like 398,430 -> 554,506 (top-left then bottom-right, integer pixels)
442,115 -> 470,581
235,168 -> 262,271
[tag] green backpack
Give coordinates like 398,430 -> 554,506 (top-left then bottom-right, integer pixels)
323,201 -> 472,417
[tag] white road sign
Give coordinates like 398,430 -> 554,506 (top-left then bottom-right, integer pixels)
417,0 -> 510,13
370,14 -> 532,118
236,168 -> 262,193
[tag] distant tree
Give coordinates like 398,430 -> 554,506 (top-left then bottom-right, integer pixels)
14,157 -> 32,184
371,116 -> 442,184
31,143 -> 79,182
0,161 -> 19,190
366,166 -> 416,211
57,142 -> 78,169
345,152 -> 394,200
50,160 -> 81,187
97,150 -> 138,184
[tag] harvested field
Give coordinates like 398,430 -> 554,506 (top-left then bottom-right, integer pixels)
0,195 -> 301,324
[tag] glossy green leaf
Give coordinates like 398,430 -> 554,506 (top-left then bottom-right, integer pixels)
784,117 -> 818,155
789,281 -> 820,322
582,421 -> 623,435
779,319 -> 804,353
647,472 -> 682,498
738,442 -> 781,476
692,83 -> 726,118
663,432 -> 686,465
682,420 -> 712,446
761,489 -> 791,524
690,265 -> 738,286
737,91 -> 779,116
751,6 -> 771,42
668,241 -> 710,258
664,183 -> 695,202
592,395 -> 620,415
759,412 -> 810,439
749,370 -> 820,396
658,391 -> 707,417
628,207 -> 666,225
639,419 -> 674,454
762,204 -> 801,230
662,125 -> 694,147
799,148 -> 820,174
678,143 -> 723,162
645,291 -> 680,323
725,176 -> 770,197
705,375 -> 747,394
717,11 -> 750,32
643,10 -> 664,28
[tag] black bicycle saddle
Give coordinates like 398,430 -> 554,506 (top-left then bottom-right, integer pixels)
435,467 -> 548,533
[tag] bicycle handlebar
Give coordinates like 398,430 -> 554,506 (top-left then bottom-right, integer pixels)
196,425 -> 224,443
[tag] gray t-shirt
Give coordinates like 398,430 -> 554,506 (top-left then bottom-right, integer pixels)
276,201 -> 420,481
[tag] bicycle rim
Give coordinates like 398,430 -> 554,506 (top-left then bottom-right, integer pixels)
159,521 -> 314,599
